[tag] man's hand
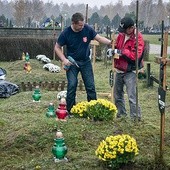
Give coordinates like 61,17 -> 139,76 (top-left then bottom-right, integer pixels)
107,40 -> 113,48
63,58 -> 72,66
63,58 -> 72,70
63,56 -> 79,71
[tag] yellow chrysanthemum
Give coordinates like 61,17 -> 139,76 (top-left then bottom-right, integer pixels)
95,134 -> 139,168
70,99 -> 117,120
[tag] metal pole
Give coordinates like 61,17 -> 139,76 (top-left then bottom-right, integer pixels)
85,4 -> 88,24
60,15 -> 64,68
111,32 -> 115,103
53,20 -> 56,60
135,0 -> 139,121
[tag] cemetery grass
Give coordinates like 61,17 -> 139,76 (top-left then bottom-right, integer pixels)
106,34 -> 170,45
0,58 -> 170,170
143,34 -> 170,45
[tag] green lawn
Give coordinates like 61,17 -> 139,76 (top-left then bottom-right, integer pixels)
143,34 -> 169,45
0,58 -> 170,170
108,33 -> 170,45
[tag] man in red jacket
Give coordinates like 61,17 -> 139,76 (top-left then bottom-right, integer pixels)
107,17 -> 145,121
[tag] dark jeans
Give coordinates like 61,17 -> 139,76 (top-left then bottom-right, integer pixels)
66,60 -> 97,112
114,71 -> 141,119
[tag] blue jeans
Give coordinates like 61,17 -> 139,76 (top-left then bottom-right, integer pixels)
114,71 -> 141,119
66,60 -> 97,112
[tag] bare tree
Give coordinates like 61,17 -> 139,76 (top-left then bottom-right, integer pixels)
50,4 -> 61,18
30,0 -> 44,23
43,1 -> 54,17
13,0 -> 44,27
1,0 -> 169,29
155,0 -> 166,26
13,0 -> 26,27
166,2 -> 170,26
140,0 -> 153,27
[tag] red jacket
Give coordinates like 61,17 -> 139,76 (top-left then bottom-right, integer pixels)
114,30 -> 145,72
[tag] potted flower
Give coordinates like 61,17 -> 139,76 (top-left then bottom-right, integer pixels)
95,134 -> 139,169
70,99 -> 117,121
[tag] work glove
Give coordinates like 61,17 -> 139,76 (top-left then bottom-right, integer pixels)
106,48 -> 113,58
106,48 -> 121,58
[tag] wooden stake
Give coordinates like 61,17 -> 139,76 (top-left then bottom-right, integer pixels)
160,31 -> 168,159
110,33 -> 119,103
